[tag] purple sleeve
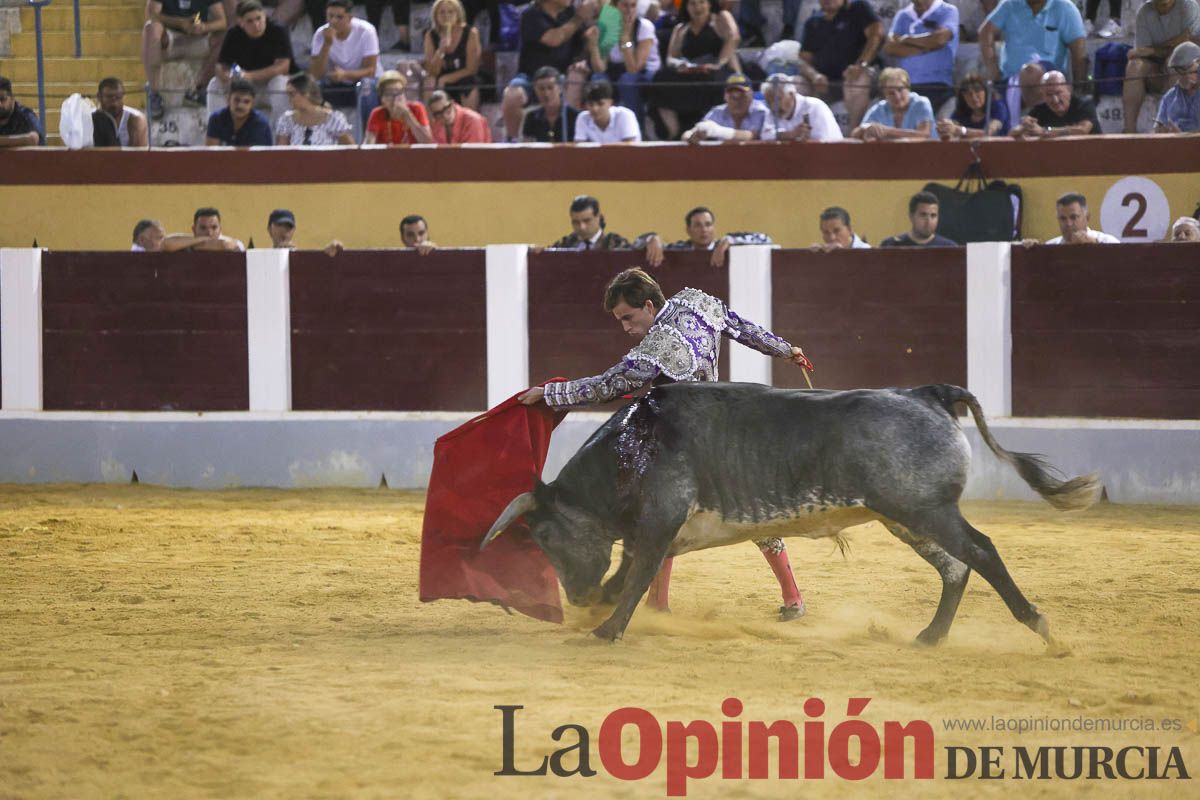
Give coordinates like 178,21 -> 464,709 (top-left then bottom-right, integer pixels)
543,356 -> 660,408
723,309 -> 794,358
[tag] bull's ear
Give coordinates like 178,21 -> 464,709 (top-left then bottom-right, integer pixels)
480,492 -> 538,550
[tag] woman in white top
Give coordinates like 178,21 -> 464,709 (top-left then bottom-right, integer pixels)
276,73 -> 355,146
574,79 -> 642,143
583,0 -> 661,124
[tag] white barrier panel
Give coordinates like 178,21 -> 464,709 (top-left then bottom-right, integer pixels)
966,241 -> 1012,416
246,249 -> 292,412
0,248 -> 43,411
727,244 -> 774,385
485,244 -> 529,407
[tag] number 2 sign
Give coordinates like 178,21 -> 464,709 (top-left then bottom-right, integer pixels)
1099,176 -> 1171,242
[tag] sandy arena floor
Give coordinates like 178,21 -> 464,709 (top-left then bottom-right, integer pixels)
1,484 -> 1197,799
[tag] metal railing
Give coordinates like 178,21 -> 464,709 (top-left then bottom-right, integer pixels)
21,0 -> 82,139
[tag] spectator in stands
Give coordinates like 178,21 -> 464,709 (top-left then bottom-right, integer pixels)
980,0 -> 1087,126
1085,0 -> 1125,39
142,0 -> 227,120
797,0 -> 885,132
131,219 -> 166,251
276,73 -> 355,145
366,0 -> 410,52
575,79 -> 642,141
1154,41 -> 1200,132
1171,216 -> 1200,240
852,66 -> 936,140
937,72 -> 1010,138
92,78 -> 149,148
815,206 -> 871,249
583,0 -> 661,123
401,214 -> 439,254
762,73 -> 843,141
651,0 -> 742,141
683,73 -> 776,141
309,0 -> 383,118
738,0 -> 801,43
1124,0 -> 1200,133
550,195 -> 633,249
162,207 -> 245,251
881,191 -> 958,246
364,70 -> 434,144
428,89 -> 493,142
521,66 -> 581,142
654,206 -> 773,268
422,0 -> 483,110
1045,192 -> 1120,243
882,0 -> 959,115
207,1 -> 293,126
0,77 -> 42,147
501,0 -> 598,141
1011,70 -> 1101,138
267,208 -> 344,255
205,78 -> 274,145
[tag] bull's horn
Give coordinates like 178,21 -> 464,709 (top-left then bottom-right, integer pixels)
480,492 -> 538,550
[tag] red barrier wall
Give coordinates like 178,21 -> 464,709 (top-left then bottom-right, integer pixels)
289,249 -> 487,411
1012,242 -> 1200,419
771,248 -> 968,390
41,252 -> 249,411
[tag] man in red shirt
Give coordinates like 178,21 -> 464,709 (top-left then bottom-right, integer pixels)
427,89 -> 493,143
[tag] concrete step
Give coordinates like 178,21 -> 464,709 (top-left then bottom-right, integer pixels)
20,5 -> 145,32
0,55 -> 142,83
9,30 -> 143,58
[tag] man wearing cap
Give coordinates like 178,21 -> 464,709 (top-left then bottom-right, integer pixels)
1154,41 -> 1200,132
1126,0 -> 1200,133
267,208 -> 344,256
682,73 -> 776,142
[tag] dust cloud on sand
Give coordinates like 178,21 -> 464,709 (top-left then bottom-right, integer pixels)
1,485 -> 1196,798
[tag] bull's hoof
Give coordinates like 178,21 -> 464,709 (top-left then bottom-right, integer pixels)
779,603 -> 806,622
914,627 -> 945,647
591,622 -> 623,642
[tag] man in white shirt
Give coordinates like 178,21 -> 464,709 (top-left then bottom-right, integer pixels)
309,0 -> 382,116
1044,192 -> 1121,244
762,73 -> 843,141
815,206 -> 871,250
574,79 -> 642,142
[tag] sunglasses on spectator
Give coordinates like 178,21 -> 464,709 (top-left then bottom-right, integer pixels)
428,104 -> 452,118
381,89 -> 406,100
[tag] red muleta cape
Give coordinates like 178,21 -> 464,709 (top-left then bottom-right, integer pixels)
418,386 -> 567,623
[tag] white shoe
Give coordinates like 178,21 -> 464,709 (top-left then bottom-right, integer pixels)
1097,19 -> 1123,38
1084,18 -> 1095,36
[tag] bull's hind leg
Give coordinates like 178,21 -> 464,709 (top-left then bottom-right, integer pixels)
899,507 -> 1053,646
884,522 -> 970,646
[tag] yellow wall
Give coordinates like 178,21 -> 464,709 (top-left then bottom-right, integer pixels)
5,173 -> 1196,250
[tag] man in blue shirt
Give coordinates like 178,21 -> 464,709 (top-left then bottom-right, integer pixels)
1154,41 -> 1200,132
684,73 -> 777,141
204,78 -> 273,146
882,0 -> 959,114
0,76 -> 44,147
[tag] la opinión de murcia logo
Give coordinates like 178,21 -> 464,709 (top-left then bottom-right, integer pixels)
494,699 -> 1192,796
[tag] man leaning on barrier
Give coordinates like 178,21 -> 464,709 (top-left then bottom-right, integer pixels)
1011,70 -> 1102,139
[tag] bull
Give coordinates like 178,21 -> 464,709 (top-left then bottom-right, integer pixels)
482,382 -> 1100,644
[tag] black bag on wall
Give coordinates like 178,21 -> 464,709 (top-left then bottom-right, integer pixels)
923,160 -> 1022,244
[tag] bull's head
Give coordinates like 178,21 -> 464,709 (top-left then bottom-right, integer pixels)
482,482 -> 613,607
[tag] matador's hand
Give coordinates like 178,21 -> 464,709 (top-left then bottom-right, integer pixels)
789,346 -> 814,372
519,386 -> 546,405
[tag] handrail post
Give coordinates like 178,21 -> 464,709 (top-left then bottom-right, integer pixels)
73,0 -> 81,57
27,0 -> 52,137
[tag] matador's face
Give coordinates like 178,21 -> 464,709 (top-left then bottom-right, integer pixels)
611,299 -> 657,340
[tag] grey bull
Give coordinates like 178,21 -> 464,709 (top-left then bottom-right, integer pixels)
483,382 -> 1101,643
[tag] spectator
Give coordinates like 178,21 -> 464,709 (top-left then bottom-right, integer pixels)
880,191 -> 958,247
1171,216 -> 1200,240
92,78 -> 149,148
762,73 -> 843,141
797,0 -> 885,132
267,208 -> 344,255
575,79 -> 642,142
583,0 -> 661,123
882,0 -> 959,114
131,219 -> 166,251
852,67 -> 936,140
936,72 -> 1010,139
550,195 -> 633,249
651,0 -> 742,140
428,89 -> 493,142
422,0 -> 483,110
816,206 -> 871,249
0,77 -> 42,147
1154,40 -> 1200,132
400,214 -> 439,254
1045,192 -> 1120,243
1085,0 -> 1125,39
683,73 -> 776,142
738,0 -> 801,43
205,78 -> 274,146
309,0 -> 383,118
276,73 -> 355,145
366,0 -> 410,52
980,0 -> 1087,126
1011,70 -> 1101,138
207,0 -> 293,126
500,0 -> 598,140
521,66 -> 581,142
142,0 -> 227,120
364,70 -> 433,144
162,207 -> 245,251
654,206 -> 773,268
1124,0 -> 1200,133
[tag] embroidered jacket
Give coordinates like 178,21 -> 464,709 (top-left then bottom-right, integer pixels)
543,287 -> 795,408
664,231 -> 774,250
549,230 -> 633,250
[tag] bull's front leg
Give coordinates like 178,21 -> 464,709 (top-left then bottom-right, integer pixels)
600,546 -> 633,605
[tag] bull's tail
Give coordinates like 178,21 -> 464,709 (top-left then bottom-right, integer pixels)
927,385 -> 1102,512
